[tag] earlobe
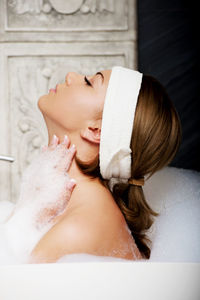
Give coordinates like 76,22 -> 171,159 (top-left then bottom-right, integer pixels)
80,127 -> 101,145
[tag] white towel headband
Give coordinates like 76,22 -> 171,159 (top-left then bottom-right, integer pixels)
99,66 -> 143,185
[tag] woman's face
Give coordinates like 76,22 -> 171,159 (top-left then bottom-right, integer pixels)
38,69 -> 112,133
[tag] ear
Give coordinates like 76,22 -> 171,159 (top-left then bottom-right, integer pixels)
80,126 -> 101,145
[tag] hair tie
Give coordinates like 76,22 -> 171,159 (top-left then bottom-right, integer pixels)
128,177 -> 144,186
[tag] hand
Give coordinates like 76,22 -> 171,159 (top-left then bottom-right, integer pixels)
17,134 -> 77,228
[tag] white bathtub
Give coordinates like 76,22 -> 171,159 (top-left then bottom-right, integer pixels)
0,166 -> 200,299
0,261 -> 199,300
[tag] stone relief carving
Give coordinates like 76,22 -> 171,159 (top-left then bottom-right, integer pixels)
8,54 -> 125,201
8,0 -> 114,15
9,60 -> 47,173
0,1 -> 137,203
8,0 -> 43,14
6,0 -> 125,31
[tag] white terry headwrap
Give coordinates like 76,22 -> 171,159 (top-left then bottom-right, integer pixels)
99,66 -> 143,184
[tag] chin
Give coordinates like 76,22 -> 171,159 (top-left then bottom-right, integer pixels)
37,94 -> 47,113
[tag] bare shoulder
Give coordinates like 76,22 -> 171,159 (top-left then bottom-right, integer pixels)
70,180 -> 124,221
30,181 -> 142,263
30,216 -> 100,263
30,182 -> 122,262
62,180 -> 125,238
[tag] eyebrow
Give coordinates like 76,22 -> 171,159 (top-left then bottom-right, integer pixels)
95,72 -> 104,84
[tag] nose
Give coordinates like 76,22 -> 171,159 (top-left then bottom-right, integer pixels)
65,72 -> 80,85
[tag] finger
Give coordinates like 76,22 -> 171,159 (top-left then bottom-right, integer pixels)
49,134 -> 59,150
64,144 -> 76,171
41,145 -> 48,152
55,145 -> 76,173
67,178 -> 77,190
61,135 -> 71,148
55,135 -> 70,154
65,179 -> 77,199
56,179 -> 77,215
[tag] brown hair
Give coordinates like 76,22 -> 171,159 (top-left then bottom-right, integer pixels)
75,74 -> 182,259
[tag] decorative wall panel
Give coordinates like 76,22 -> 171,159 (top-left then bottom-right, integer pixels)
0,0 -> 137,41
0,0 -> 138,203
7,0 -> 125,31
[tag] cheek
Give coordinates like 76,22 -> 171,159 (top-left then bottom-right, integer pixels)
38,91 -> 101,129
43,94 -> 83,128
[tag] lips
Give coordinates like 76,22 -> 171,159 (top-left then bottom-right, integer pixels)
49,84 -> 58,94
49,88 -> 56,93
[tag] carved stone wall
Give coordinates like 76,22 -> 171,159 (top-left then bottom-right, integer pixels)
0,0 -> 138,203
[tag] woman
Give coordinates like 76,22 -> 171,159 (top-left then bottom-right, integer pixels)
30,66 -> 181,263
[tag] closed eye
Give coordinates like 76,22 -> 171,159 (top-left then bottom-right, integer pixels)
84,76 -> 92,87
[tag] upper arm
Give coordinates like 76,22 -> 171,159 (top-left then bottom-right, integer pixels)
29,217 -> 100,263
29,184 -> 116,264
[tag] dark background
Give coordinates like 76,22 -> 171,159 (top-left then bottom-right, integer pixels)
137,0 -> 199,172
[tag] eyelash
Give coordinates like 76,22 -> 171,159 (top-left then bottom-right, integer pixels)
84,76 -> 92,87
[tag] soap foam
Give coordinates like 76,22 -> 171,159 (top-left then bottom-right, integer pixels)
143,166 -> 200,262
0,166 -> 200,264
0,146 -> 74,264
58,166 -> 200,263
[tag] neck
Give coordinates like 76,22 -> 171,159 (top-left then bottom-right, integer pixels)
66,158 -> 100,185
45,122 -> 100,186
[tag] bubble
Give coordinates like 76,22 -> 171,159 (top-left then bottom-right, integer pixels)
0,166 -> 199,264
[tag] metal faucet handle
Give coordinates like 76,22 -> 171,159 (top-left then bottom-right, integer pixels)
0,155 -> 14,162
